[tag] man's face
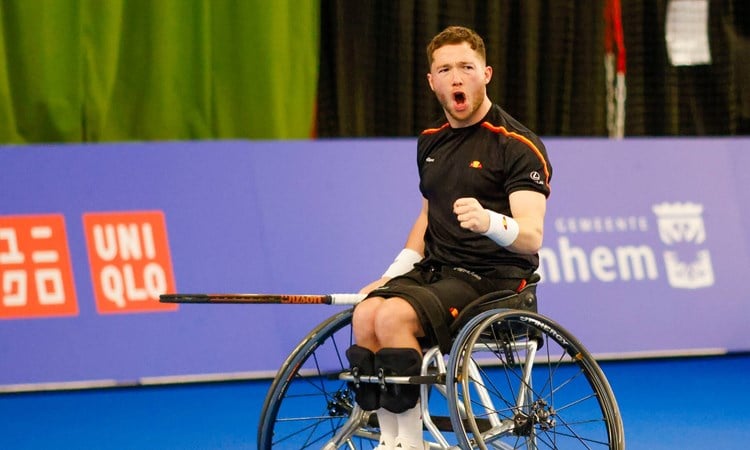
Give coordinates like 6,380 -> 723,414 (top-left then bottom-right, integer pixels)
427,42 -> 492,127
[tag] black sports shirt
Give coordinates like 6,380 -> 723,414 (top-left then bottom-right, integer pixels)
417,104 -> 552,277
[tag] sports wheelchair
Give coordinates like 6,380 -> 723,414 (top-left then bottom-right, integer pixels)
255,277 -> 625,449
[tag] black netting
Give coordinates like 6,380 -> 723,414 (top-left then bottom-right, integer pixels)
317,0 -> 748,137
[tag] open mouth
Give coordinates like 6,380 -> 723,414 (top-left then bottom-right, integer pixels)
453,92 -> 466,105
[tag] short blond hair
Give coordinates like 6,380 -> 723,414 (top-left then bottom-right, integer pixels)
426,26 -> 487,67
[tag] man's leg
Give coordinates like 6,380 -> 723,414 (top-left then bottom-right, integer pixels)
371,298 -> 426,449
345,344 -> 380,411
350,296 -> 427,448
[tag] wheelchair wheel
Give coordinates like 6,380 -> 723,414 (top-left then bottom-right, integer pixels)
446,309 -> 624,449
257,308 -> 381,450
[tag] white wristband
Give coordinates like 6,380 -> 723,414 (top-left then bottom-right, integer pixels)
482,209 -> 520,247
382,248 -> 422,278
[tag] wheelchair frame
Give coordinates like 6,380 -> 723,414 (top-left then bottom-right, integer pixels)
255,286 -> 625,450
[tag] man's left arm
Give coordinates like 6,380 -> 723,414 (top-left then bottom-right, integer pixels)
453,190 -> 547,254
505,190 -> 547,254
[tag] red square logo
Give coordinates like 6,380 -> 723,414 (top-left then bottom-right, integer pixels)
0,214 -> 79,319
83,211 -> 178,314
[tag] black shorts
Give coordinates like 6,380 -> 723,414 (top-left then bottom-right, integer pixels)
364,263 -> 533,351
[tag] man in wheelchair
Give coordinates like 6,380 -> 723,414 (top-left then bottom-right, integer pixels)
346,26 -> 552,450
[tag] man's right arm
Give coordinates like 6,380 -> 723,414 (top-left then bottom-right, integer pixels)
359,198 -> 428,295
403,198 -> 428,255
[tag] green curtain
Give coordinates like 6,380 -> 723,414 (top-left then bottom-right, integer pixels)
0,0 -> 320,144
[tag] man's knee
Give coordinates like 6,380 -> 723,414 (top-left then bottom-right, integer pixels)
373,297 -> 421,337
351,297 -> 383,334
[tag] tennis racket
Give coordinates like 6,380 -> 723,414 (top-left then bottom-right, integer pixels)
159,293 -> 365,305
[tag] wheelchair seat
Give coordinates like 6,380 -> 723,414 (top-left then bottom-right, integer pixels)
449,272 -> 540,335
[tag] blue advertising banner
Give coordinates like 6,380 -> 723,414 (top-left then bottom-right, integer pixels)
1,138 -> 749,390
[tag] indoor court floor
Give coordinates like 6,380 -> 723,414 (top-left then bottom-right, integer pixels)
1,353 -> 748,449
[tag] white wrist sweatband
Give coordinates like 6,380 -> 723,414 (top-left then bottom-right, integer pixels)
382,248 -> 422,278
482,209 -> 520,247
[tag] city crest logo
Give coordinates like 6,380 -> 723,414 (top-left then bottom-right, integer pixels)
652,202 -> 714,289
539,201 -> 714,289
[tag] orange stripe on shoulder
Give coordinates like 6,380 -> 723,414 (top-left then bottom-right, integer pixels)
481,122 -> 551,185
421,123 -> 450,135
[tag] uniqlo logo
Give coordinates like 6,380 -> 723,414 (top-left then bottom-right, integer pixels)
0,215 -> 79,319
83,211 -> 177,314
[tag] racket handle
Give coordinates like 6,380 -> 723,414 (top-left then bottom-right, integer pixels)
330,293 -> 366,305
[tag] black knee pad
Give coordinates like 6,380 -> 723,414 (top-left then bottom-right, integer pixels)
345,345 -> 379,411
375,347 -> 422,413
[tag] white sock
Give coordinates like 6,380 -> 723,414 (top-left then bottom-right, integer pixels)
395,402 -> 424,448
376,408 -> 398,449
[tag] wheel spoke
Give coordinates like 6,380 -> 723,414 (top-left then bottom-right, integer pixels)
447,310 -> 624,450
